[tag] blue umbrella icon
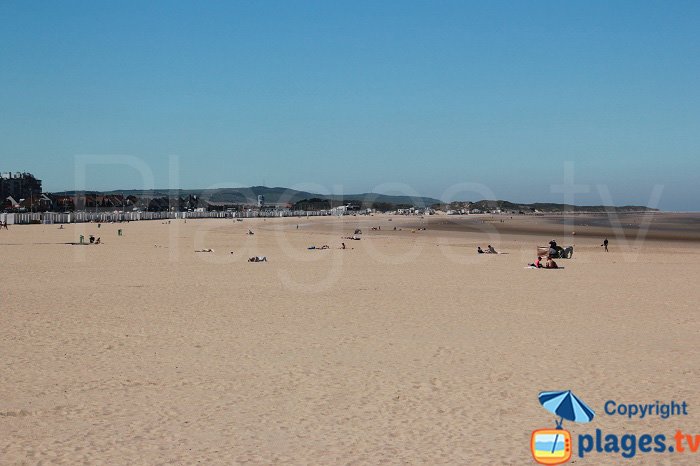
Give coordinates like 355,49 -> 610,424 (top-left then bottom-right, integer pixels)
538,390 -> 595,454
539,390 -> 595,425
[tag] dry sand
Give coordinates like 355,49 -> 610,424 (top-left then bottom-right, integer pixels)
1,214 -> 699,464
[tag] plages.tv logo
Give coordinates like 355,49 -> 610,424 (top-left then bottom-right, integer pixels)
531,390 -> 595,465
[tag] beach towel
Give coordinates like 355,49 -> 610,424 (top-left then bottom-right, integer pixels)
524,266 -> 565,269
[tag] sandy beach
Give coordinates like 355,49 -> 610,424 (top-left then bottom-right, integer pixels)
1,214 -> 699,465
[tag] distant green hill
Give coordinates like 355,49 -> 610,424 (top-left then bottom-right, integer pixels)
53,186 -> 441,208
50,187 -> 658,212
446,199 -> 657,213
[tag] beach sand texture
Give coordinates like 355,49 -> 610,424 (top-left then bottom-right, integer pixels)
1,214 -> 699,465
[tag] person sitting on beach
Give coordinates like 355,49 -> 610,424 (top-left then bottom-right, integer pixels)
95,237 -> 101,245
248,256 -> 267,262
477,246 -> 484,254
528,257 -> 543,268
247,230 -> 254,235
545,257 -> 559,269
89,235 -> 95,244
487,245 -> 497,254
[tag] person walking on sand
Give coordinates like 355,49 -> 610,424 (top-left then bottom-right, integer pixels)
602,238 -> 609,252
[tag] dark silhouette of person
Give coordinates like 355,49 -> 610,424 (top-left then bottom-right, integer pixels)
602,238 -> 609,252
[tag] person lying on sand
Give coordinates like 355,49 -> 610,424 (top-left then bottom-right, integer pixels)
248,256 -> 267,262
308,245 -> 331,250
195,248 -> 214,253
247,230 -> 254,235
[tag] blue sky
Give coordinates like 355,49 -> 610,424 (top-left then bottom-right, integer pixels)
1,1 -> 699,209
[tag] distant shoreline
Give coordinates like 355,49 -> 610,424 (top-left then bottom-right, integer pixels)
406,212 -> 700,243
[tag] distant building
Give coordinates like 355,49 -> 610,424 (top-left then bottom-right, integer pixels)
1,172 -> 42,205
257,195 -> 265,208
330,205 -> 348,215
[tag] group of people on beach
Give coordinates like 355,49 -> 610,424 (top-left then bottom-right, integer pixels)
528,237 -> 609,268
477,245 -> 498,254
194,224 -> 362,263
528,239 -> 561,268
530,255 -> 559,269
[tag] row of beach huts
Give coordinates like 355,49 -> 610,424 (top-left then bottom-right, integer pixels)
0,209 -> 337,225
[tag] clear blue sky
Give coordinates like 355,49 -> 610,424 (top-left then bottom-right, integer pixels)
1,1 -> 699,209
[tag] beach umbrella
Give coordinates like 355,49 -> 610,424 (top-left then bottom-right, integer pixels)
538,390 -> 595,425
538,390 -> 595,456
